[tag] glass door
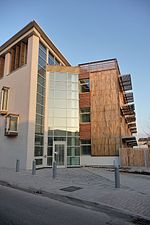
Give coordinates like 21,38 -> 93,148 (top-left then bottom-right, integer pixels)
53,141 -> 66,168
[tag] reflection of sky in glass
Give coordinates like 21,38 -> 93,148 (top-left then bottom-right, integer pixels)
48,72 -> 79,133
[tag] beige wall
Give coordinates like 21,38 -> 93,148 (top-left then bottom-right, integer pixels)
0,35 -> 39,169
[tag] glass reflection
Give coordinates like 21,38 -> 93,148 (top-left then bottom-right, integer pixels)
48,72 -> 80,166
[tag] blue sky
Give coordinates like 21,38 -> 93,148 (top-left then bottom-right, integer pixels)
0,0 -> 150,136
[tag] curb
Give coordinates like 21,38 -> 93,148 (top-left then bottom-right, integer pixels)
0,180 -> 150,225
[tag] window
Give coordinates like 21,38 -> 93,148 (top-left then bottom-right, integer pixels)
80,108 -> 90,123
81,140 -> 91,155
0,87 -> 9,114
5,114 -> 19,136
80,79 -> 90,92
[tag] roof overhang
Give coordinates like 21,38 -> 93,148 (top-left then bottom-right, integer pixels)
0,20 -> 70,66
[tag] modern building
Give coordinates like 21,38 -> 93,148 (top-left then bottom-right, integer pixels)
0,21 -> 137,169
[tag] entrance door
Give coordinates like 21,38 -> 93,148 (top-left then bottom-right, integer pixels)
53,141 -> 66,168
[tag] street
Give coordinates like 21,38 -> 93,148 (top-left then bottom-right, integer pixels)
0,185 -> 135,225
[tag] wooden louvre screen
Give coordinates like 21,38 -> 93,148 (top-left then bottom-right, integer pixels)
119,74 -> 132,91
124,92 -> 134,103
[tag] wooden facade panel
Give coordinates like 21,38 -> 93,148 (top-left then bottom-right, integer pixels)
90,69 -> 121,156
80,123 -> 91,140
119,148 -> 149,167
0,56 -> 5,79
79,93 -> 90,108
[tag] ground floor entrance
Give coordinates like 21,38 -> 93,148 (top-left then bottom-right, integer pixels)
53,141 -> 67,168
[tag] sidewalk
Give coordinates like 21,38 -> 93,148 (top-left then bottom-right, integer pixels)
0,167 -> 150,220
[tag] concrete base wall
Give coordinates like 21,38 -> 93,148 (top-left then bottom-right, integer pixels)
80,155 -> 120,167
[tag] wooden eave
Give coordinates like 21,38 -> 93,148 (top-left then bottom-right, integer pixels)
47,65 -> 79,74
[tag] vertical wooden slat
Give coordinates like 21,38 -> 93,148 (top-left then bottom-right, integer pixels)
90,69 -> 121,156
120,148 -> 148,167
15,45 -> 20,69
0,56 -> 5,78
19,42 -> 27,66
10,48 -> 15,72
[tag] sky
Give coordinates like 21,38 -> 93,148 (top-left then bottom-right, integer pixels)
0,0 -> 150,137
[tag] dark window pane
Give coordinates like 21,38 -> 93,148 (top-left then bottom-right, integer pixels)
54,129 -> 66,136
35,158 -> 43,165
36,104 -> 44,115
67,131 -> 79,137
54,137 -> 66,141
81,140 -> 91,145
81,114 -> 90,122
67,157 -> 80,165
48,137 -> 53,146
81,146 -> 91,155
38,75 -> 45,86
36,114 -> 44,126
80,108 -> 90,113
67,137 -> 80,146
39,48 -> 46,61
34,146 -> 43,156
38,65 -> 46,76
37,84 -> 45,96
35,125 -> 44,135
67,147 -> 80,156
39,42 -> 46,53
47,147 -> 53,156
47,157 -> 52,165
38,56 -> 46,68
37,94 -> 44,105
35,135 -> 44,146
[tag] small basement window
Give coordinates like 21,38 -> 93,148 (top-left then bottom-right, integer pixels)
0,86 -> 9,115
5,114 -> 19,136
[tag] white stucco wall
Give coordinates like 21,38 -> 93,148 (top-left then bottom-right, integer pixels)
80,155 -> 120,167
0,35 -> 39,170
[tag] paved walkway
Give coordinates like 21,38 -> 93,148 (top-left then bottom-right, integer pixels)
0,167 -> 150,220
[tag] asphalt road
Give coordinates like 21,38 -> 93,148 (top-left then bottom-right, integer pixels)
0,185 -> 134,225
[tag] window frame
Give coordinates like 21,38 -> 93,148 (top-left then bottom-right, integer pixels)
80,107 -> 91,123
80,79 -> 90,93
5,114 -> 19,136
80,139 -> 91,155
0,86 -> 10,115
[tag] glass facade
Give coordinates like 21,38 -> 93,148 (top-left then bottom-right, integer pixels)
34,43 -> 46,165
48,72 -> 80,166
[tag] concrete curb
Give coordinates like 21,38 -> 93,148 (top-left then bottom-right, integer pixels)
0,180 -> 150,225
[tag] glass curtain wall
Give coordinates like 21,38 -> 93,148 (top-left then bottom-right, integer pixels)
34,43 -> 46,165
48,72 -> 80,166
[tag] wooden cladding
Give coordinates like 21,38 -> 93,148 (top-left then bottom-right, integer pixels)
80,123 -> 91,140
79,93 -> 90,108
0,56 -> 5,79
10,41 -> 27,73
119,148 -> 150,167
47,65 -> 79,74
90,69 -> 121,156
